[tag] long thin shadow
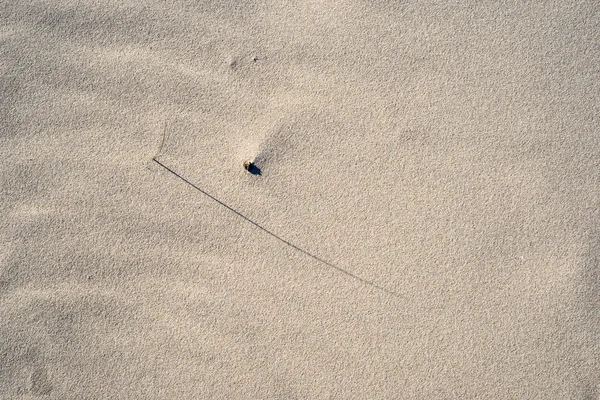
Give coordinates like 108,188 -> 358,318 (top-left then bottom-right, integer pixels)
153,157 -> 403,299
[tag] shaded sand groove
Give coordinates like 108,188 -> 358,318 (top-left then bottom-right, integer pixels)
152,156 -> 403,299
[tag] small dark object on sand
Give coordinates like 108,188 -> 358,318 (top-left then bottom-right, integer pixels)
243,161 -> 261,175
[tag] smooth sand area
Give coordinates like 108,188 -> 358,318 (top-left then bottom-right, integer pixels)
1,1 -> 599,398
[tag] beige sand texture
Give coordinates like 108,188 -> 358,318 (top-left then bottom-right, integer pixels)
1,0 -> 599,398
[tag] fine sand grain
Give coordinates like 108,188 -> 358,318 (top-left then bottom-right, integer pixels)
1,1 -> 599,398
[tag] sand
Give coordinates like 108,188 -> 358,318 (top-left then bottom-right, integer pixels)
1,1 -> 599,398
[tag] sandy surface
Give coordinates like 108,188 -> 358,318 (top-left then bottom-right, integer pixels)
1,1 -> 599,398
